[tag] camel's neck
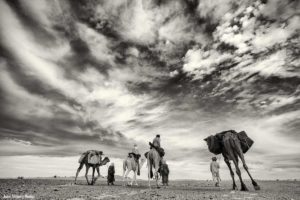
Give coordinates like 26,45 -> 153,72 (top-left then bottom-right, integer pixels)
100,160 -> 108,166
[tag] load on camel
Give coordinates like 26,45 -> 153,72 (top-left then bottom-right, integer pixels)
75,150 -> 110,185
204,130 -> 260,191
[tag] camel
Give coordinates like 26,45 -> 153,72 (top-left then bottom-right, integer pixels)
146,148 -> 162,188
74,153 -> 110,185
122,155 -> 146,186
204,131 -> 260,191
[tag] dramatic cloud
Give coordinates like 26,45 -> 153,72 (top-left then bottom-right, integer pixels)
0,0 -> 299,180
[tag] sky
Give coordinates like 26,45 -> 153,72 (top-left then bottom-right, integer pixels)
0,0 -> 299,180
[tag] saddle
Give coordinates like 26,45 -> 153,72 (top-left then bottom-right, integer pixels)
237,131 -> 254,153
221,130 -> 254,153
89,155 -> 101,164
78,151 -> 101,164
205,130 -> 254,155
149,142 -> 165,157
128,153 -> 141,161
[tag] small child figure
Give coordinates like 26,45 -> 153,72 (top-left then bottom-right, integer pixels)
210,157 -> 221,187
107,163 -> 115,185
160,159 -> 170,186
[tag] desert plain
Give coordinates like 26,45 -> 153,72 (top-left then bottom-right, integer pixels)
0,178 -> 299,200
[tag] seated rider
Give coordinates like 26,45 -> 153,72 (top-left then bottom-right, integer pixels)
149,135 -> 162,156
148,134 -> 165,158
152,134 -> 161,149
150,134 -> 164,174
129,144 -> 141,175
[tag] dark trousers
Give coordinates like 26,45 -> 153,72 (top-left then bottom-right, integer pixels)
162,175 -> 169,185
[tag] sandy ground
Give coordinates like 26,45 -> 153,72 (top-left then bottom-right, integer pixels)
0,178 -> 299,200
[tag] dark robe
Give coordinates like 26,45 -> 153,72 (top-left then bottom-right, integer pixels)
107,165 -> 115,184
160,163 -> 169,185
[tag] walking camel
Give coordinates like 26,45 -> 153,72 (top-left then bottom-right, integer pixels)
75,153 -> 110,185
204,130 -> 260,191
122,156 -> 146,186
146,148 -> 162,188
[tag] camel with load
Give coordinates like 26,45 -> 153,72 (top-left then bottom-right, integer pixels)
204,130 -> 260,191
75,151 -> 110,185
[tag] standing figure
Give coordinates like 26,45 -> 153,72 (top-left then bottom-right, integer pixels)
210,157 -> 221,187
160,159 -> 169,186
107,163 -> 115,185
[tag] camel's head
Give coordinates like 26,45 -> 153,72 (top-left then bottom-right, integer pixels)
101,157 -> 110,165
204,136 -> 211,146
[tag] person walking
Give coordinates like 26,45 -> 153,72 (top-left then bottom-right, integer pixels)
160,159 -> 170,186
210,157 -> 221,187
107,163 -> 115,185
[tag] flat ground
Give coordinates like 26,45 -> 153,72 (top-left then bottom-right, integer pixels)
0,178 -> 299,200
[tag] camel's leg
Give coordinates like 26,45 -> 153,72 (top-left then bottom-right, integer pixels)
134,172 -> 138,186
125,170 -> 131,185
122,168 -> 126,186
93,167 -> 100,183
130,171 -> 136,186
91,167 -> 95,185
225,139 -> 248,191
226,140 -> 248,192
224,139 -> 248,191
154,157 -> 160,189
75,163 -> 84,184
85,165 -> 90,185
122,161 -> 128,186
134,171 -> 138,186
232,157 -> 248,191
235,142 -> 260,190
96,167 -> 100,177
148,159 -> 151,189
123,169 -> 131,185
224,158 -> 237,190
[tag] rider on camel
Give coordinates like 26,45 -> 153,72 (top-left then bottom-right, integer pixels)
151,134 -> 164,157
129,144 -> 141,175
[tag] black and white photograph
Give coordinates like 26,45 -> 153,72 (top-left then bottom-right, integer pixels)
0,0 -> 299,199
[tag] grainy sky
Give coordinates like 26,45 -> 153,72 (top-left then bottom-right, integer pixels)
0,0 -> 299,180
